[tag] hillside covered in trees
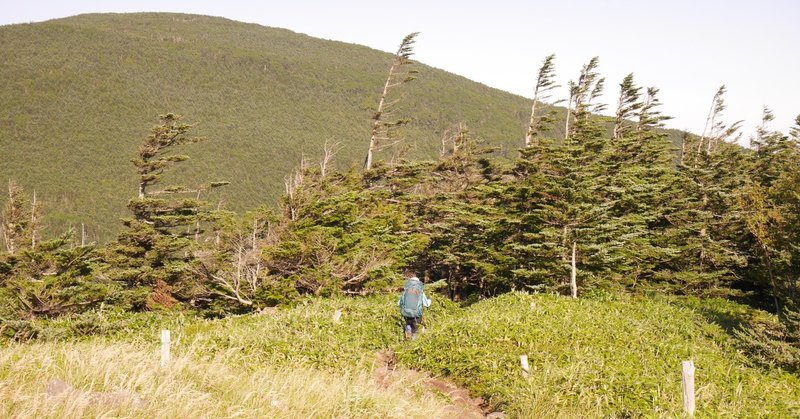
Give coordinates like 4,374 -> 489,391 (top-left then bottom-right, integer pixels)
0,12 -> 548,240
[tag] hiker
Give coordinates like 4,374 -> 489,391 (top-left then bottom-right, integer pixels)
398,273 -> 431,340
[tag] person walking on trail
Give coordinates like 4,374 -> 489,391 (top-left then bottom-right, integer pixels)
398,273 -> 431,340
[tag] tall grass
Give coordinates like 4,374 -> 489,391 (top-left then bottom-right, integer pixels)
0,340 -> 454,418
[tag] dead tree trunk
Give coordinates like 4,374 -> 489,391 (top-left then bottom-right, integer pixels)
570,240 -> 578,299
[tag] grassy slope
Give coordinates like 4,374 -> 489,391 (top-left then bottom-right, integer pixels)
0,12 -> 534,241
398,293 -> 800,417
3,294 -> 798,417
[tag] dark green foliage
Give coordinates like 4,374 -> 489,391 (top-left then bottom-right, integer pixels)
511,136 -> 614,296
0,183 -> 110,320
612,73 -> 642,140
600,82 -> 681,287
738,110 -> 800,313
0,233 -> 111,320
734,308 -> 800,373
264,166 -> 430,296
666,87 -> 750,294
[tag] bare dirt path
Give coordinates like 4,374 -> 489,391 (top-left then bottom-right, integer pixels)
373,350 -> 504,419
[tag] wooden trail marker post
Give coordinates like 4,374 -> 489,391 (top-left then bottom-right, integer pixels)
332,309 -> 343,324
161,329 -> 171,367
682,360 -> 695,416
520,354 -> 530,379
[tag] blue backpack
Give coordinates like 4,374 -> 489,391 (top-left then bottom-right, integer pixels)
400,279 -> 424,318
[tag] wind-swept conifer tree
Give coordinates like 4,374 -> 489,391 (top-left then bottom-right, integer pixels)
525,54 -> 560,147
670,88 -> 748,292
105,114 -> 227,309
365,32 -> 419,170
613,73 -> 642,140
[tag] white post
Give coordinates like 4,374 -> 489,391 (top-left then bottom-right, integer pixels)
520,354 -> 529,379
332,309 -> 342,324
682,360 -> 695,416
161,329 -> 171,367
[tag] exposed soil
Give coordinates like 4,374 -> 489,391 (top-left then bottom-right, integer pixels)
373,350 -> 504,419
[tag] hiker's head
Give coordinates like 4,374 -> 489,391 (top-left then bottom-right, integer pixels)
403,269 -> 421,281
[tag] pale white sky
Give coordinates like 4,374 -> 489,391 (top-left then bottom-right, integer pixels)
3,0 -> 799,142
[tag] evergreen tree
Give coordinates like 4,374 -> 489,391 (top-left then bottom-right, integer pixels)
393,130 -> 512,298
104,114 -> 226,310
1,181 -> 39,255
613,73 -> 642,140
602,81 -> 680,287
740,111 -> 800,312
513,59 -> 615,298
0,183 -> 108,319
670,88 -> 749,293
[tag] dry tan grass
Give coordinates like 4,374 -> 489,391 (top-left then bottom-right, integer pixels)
0,340 -> 457,418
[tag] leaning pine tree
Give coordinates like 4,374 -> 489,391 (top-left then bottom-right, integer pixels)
364,32 -> 419,170
739,109 -> 800,313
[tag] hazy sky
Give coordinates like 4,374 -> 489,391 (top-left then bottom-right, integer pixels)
3,0 -> 799,143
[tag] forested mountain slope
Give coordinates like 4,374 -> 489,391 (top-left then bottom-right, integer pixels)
0,12 -> 538,240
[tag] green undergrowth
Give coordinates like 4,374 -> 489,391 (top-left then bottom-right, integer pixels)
395,292 -> 800,417
4,293 -> 798,417
3,295 -> 458,371
181,295 -> 458,370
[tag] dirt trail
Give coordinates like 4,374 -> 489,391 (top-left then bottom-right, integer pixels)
373,350 -> 504,419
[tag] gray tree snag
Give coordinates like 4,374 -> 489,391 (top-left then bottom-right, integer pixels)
30,189 -> 38,249
284,155 -> 309,221
320,138 -> 343,178
365,32 -> 419,170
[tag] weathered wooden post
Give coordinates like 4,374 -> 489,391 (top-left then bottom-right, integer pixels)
520,354 -> 530,379
161,329 -> 171,367
682,360 -> 695,416
333,309 -> 343,324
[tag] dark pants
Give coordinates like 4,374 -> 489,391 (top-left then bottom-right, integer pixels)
404,316 -> 422,334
